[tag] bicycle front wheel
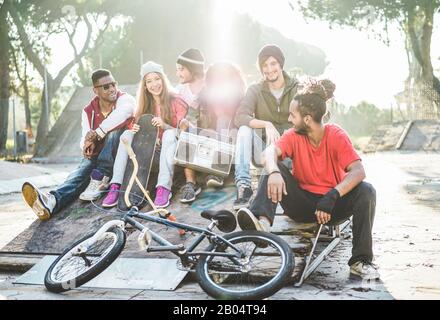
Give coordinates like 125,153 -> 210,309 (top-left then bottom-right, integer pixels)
196,230 -> 294,300
44,227 -> 126,293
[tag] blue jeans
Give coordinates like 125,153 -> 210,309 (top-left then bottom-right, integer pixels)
156,129 -> 178,190
50,129 -> 124,214
234,126 -> 266,188
234,125 -> 291,188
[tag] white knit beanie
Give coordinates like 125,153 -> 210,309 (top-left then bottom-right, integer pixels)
140,61 -> 164,79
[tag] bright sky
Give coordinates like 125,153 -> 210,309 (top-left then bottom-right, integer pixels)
46,0 -> 440,109
227,0 -> 440,108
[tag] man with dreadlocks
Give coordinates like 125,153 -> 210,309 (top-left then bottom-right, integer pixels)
236,79 -> 380,280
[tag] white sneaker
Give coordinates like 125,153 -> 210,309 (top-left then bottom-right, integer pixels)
22,182 -> 56,221
259,218 -> 271,233
79,176 -> 110,201
237,208 -> 270,232
350,261 -> 380,280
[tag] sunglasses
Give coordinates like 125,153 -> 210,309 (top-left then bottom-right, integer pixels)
95,81 -> 117,91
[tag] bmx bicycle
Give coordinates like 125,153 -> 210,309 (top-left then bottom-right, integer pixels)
44,139 -> 294,300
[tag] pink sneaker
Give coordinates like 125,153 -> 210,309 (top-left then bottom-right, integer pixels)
102,183 -> 120,208
154,186 -> 172,208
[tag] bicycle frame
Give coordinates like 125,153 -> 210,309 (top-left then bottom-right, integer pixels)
120,206 -> 245,263
46,137 -> 292,299
118,138 -> 245,265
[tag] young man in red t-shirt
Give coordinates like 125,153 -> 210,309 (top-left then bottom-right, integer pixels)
237,82 -> 379,280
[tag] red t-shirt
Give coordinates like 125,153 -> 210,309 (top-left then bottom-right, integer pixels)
276,124 -> 361,195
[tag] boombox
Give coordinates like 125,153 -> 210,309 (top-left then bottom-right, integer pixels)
174,128 -> 235,177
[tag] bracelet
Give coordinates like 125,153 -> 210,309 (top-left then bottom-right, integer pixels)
268,170 -> 281,176
95,127 -> 105,140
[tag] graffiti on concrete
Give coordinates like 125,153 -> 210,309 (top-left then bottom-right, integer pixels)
191,188 -> 235,212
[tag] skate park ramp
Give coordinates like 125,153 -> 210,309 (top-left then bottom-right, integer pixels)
399,120 -> 440,151
364,120 -> 440,153
36,85 -> 138,163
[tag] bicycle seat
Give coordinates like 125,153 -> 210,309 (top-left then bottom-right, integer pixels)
201,210 -> 237,233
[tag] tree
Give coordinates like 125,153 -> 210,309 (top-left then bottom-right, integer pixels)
7,0 -> 123,155
10,39 -> 34,140
2,0 -> 328,155
296,0 -> 440,118
329,101 -> 391,137
85,0 -> 327,85
0,0 -> 10,153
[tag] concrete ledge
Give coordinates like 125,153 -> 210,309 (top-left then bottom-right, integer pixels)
0,253 -> 44,273
0,172 -> 69,195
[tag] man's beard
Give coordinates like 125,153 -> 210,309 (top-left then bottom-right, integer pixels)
265,75 -> 279,83
294,121 -> 309,135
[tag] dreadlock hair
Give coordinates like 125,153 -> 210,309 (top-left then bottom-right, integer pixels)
294,78 -> 336,123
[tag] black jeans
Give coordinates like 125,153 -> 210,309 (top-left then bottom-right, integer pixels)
249,162 -> 376,266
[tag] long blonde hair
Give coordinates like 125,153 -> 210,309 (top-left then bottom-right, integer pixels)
135,72 -> 173,124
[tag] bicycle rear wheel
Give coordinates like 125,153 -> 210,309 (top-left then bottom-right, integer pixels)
196,230 -> 294,300
44,227 -> 126,293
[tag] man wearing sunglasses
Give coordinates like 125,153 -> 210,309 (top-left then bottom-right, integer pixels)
21,69 -> 136,221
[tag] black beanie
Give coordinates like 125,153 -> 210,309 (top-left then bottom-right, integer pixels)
177,48 -> 205,76
258,44 -> 285,72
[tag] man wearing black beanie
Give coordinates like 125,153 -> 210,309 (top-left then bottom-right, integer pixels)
257,44 -> 285,74
233,44 -> 298,209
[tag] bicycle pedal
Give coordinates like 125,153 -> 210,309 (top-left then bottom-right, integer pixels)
138,228 -> 152,251
167,214 -> 186,236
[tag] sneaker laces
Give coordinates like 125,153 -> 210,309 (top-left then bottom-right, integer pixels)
237,185 -> 247,199
109,184 -> 119,194
156,187 -> 164,197
41,192 -> 55,208
365,261 -> 378,269
181,183 -> 195,193
359,260 -> 378,270
40,192 -> 50,203
88,179 -> 101,191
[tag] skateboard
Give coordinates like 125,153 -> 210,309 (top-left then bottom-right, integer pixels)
118,114 -> 158,211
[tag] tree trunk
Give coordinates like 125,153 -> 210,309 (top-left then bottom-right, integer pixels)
23,78 -> 33,139
0,3 -> 10,153
407,3 -> 440,119
20,57 -> 33,139
8,3 -> 112,155
421,3 -> 440,118
34,81 -> 55,156
404,22 -> 423,120
420,2 -> 434,82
